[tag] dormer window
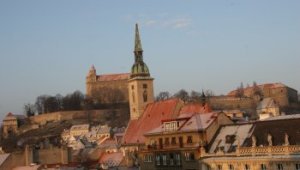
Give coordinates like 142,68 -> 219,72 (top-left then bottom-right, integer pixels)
164,121 -> 178,132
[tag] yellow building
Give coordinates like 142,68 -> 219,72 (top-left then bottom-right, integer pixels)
139,109 -> 232,170
200,114 -> 300,170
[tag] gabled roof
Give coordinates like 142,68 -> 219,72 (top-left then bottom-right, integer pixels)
256,98 -> 278,110
123,98 -> 183,145
97,73 -> 130,81
146,112 -> 221,135
99,139 -> 118,149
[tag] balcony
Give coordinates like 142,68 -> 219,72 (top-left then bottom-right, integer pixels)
144,142 -> 200,151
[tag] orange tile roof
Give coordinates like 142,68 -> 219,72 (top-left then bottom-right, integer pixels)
179,103 -> 212,116
123,98 -> 183,145
97,73 -> 130,81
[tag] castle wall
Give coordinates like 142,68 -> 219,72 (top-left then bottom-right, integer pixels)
29,109 -> 128,126
86,79 -> 129,104
209,97 -> 255,110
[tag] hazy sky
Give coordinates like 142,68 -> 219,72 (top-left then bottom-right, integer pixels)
0,0 -> 299,119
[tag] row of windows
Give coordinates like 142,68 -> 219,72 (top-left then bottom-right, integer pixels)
144,152 -> 195,164
158,136 -> 193,146
216,163 -> 300,170
131,84 -> 148,90
155,153 -> 181,166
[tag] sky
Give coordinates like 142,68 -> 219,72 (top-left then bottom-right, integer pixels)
0,0 -> 300,120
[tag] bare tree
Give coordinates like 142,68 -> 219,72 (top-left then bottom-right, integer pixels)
235,82 -> 245,98
24,103 -> 35,117
62,90 -> 84,111
190,91 -> 201,102
174,89 -> 189,102
155,91 -> 171,101
35,95 -> 48,114
252,81 -> 263,98
204,89 -> 215,97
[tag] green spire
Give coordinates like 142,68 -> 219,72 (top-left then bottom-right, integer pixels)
134,23 -> 143,52
131,23 -> 150,78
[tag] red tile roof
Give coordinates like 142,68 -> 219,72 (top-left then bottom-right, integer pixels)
123,98 -> 183,145
97,73 -> 130,81
179,103 -> 212,116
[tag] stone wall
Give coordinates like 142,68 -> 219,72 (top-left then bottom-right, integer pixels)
86,79 -> 129,104
209,97 -> 256,110
29,109 -> 129,126
37,147 -> 69,165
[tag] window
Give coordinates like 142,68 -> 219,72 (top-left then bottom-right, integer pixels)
165,137 -> 170,145
184,152 -> 195,161
244,164 -> 250,170
162,154 -> 167,166
296,164 -> 300,170
169,153 -> 174,166
225,135 -> 236,144
143,90 -> 148,102
277,164 -> 283,170
261,164 -> 267,170
171,137 -> 176,145
159,138 -> 163,149
132,92 -> 135,103
175,153 -> 181,166
143,84 -> 147,88
164,121 -> 178,131
155,155 -> 161,166
144,154 -> 153,162
187,136 -> 193,144
228,164 -> 234,170
217,165 -> 222,170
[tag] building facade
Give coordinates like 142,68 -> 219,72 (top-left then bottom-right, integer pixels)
86,65 -> 130,104
139,111 -> 232,170
200,115 -> 300,170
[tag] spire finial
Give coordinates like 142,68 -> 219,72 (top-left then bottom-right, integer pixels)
134,23 -> 143,52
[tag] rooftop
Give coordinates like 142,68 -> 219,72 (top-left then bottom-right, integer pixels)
97,73 -> 129,81
123,98 -> 183,145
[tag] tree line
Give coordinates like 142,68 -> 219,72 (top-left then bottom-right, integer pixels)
24,90 -> 85,117
155,89 -> 214,102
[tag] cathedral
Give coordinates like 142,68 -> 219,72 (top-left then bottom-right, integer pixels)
86,24 -> 154,119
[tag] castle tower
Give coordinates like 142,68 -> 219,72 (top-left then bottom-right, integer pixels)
86,65 -> 97,97
128,24 -> 154,120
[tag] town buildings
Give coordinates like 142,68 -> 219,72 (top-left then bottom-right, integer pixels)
1,23 -> 300,169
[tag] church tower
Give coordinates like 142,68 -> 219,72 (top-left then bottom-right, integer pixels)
86,65 -> 97,97
128,24 -> 154,120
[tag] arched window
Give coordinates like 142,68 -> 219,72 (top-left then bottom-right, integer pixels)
132,92 -> 135,103
143,90 -> 148,102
